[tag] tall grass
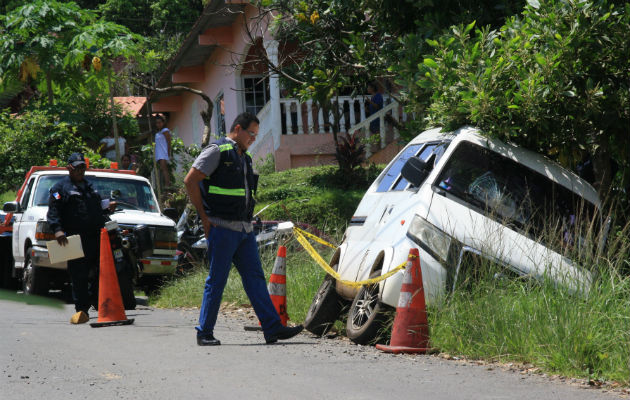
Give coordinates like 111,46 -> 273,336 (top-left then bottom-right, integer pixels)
429,213 -> 630,384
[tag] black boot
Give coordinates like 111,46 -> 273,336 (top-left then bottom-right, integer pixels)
265,325 -> 304,344
197,334 -> 221,346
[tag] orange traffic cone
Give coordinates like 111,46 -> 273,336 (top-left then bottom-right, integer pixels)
376,248 -> 431,354
90,228 -> 134,328
244,245 -> 290,331
268,245 -> 289,326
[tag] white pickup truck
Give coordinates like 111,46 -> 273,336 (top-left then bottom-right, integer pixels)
0,163 -> 178,295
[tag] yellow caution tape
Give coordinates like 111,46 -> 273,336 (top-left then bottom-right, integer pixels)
293,226 -> 337,249
293,227 -> 408,287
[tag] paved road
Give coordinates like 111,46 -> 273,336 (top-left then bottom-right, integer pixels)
0,299 -> 620,400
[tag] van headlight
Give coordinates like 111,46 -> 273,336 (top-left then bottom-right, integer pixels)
406,214 -> 451,262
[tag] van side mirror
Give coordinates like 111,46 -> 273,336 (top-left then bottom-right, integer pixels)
401,157 -> 431,187
162,208 -> 179,221
3,201 -> 19,213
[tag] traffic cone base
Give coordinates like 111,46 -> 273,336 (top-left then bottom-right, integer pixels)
375,344 -> 430,354
90,228 -> 134,328
376,248 -> 432,354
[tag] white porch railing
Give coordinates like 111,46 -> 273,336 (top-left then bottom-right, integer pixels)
279,95 -> 411,136
250,94 -> 412,161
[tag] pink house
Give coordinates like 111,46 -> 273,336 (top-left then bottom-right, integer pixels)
144,0 -> 409,170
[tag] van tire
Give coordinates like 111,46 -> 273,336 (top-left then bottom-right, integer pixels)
23,248 -> 48,295
346,279 -> 387,345
304,274 -> 344,336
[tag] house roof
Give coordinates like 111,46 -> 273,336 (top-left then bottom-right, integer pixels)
153,0 -> 247,92
114,96 -> 147,117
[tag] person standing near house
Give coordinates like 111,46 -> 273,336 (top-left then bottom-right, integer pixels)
183,112 -> 303,346
366,82 -> 383,134
100,133 -> 128,162
154,114 -> 171,189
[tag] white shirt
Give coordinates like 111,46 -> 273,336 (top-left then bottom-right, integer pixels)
100,137 -> 126,161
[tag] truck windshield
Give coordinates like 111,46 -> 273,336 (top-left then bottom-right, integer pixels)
434,141 -> 600,251
34,175 -> 159,213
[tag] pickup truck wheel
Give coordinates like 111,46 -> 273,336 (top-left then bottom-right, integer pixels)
304,273 -> 345,336
346,277 -> 387,345
23,248 -> 48,295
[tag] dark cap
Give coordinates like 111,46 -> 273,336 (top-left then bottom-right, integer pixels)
67,152 -> 86,167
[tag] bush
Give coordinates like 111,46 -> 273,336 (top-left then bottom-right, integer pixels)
0,109 -> 86,192
254,164 -> 384,228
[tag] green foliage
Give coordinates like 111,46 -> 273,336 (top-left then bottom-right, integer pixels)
0,109 -> 86,192
98,0 -> 203,36
430,266 -> 630,384
395,0 -> 630,194
0,0 -> 90,101
254,153 -> 275,175
27,90 -> 139,145
255,164 -> 384,228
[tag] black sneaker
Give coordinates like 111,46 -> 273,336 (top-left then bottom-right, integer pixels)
197,334 -> 221,346
265,325 -> 304,344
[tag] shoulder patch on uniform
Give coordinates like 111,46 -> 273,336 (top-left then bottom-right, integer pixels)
219,143 -> 233,152
53,192 -> 61,200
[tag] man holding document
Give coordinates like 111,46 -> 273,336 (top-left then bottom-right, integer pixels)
47,153 -> 116,324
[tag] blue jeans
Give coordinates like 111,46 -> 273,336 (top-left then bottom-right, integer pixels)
196,226 -> 282,337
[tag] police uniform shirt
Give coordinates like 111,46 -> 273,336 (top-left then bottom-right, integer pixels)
192,137 -> 253,233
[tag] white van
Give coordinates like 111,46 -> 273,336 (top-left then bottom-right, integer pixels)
304,127 -> 605,344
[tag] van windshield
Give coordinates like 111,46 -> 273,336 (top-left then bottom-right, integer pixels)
34,175 -> 159,213
435,141 -> 599,248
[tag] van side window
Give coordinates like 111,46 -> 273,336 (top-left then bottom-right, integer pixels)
434,141 -> 598,249
376,144 -> 423,192
391,144 -> 437,190
20,178 -> 35,210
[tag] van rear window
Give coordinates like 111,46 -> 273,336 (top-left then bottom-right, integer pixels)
434,141 -> 599,249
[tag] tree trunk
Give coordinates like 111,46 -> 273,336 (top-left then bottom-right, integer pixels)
46,72 -> 53,105
107,71 -> 121,163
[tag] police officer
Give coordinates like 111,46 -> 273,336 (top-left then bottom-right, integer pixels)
47,153 -> 115,324
184,112 -> 303,346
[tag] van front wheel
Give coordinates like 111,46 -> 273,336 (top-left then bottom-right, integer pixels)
346,280 -> 387,345
304,273 -> 344,336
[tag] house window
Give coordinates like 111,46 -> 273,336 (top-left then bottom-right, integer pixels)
243,76 -> 269,116
215,92 -> 226,136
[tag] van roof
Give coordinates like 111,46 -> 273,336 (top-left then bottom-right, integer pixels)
409,126 -> 600,207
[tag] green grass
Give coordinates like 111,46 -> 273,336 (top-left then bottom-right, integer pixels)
0,190 -> 16,204
254,164 -> 383,228
428,270 -> 630,384
151,242 -> 334,324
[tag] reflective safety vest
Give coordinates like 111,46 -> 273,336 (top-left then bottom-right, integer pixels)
200,137 -> 257,221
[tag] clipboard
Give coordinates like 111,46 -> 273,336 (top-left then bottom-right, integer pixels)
46,235 -> 85,264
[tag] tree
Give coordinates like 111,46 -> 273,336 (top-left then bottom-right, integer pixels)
396,0 -> 630,195
65,20 -> 143,163
244,0 -> 523,171
0,0 -> 91,104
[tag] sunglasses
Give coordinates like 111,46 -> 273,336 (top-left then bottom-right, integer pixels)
241,127 -> 257,137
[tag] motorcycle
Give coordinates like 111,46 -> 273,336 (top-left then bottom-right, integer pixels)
103,219 -> 153,310
175,208 -> 207,273
175,208 -> 295,271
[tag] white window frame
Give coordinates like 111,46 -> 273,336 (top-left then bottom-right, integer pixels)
242,75 -> 269,116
